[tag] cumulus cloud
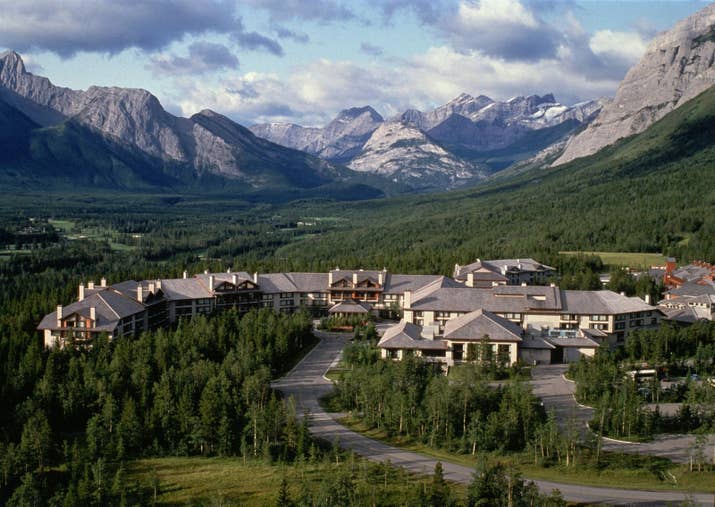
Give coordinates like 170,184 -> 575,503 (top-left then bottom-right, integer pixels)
589,30 -> 649,67
149,42 -> 239,76
174,40 -> 628,127
0,0 -> 280,58
440,0 -> 562,61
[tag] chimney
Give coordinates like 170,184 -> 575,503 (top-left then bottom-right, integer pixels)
137,285 -> 143,302
253,272 -> 258,284
88,281 -> 95,290
404,290 -> 412,309
329,271 -> 333,285
232,274 -> 238,285
550,283 -> 556,288
100,277 -> 107,287
352,273 -> 358,286
378,271 -> 384,286
620,291 -> 626,297
521,282 -> 527,287
467,272 -> 474,288
90,306 -> 96,322
644,294 -> 651,305
209,275 -> 215,292
149,282 -> 156,294
56,305 -> 63,327
156,280 -> 162,290
204,269 -> 209,275
78,283 -> 85,301
227,268 -> 231,273
183,270 -> 188,279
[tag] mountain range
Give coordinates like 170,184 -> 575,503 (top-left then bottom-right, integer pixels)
251,93 -> 602,189
0,50 -> 390,199
0,2 -> 714,198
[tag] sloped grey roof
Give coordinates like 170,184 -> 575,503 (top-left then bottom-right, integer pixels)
667,281 -> 715,298
520,336 -> 556,349
377,321 -> 448,350
455,258 -> 554,279
37,290 -> 144,332
160,278 -> 212,300
443,309 -> 522,342
259,273 -> 299,293
286,272 -> 329,292
328,300 -> 372,314
660,306 -> 702,324
547,336 -> 600,348
384,274 -> 443,294
97,290 -> 146,318
672,264 -> 714,283
410,286 -> 657,316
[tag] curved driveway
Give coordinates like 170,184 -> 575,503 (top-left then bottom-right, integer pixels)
273,334 -> 714,506
532,365 -> 715,464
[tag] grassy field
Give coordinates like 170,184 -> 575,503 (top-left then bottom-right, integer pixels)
336,415 -> 715,494
559,251 -> 667,269
128,456 -> 466,506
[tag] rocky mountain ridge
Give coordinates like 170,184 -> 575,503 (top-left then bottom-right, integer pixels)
553,3 -> 715,165
347,121 -> 485,190
250,92 -> 601,188
0,50 -> 361,192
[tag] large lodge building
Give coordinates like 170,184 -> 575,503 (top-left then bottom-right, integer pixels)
38,258 -> 662,365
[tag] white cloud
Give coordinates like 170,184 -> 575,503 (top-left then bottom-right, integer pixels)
174,43 -> 622,127
457,0 -> 538,28
589,30 -> 649,64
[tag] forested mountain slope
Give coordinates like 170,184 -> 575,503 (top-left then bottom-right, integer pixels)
266,85 -> 715,273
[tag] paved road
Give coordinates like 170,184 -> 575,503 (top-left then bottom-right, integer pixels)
273,335 -> 714,506
532,365 -> 715,464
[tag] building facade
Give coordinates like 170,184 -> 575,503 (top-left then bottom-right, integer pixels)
38,262 -> 663,364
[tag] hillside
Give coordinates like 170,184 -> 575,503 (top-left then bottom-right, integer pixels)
263,84 -> 715,272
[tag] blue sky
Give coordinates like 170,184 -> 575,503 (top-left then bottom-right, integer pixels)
0,1 -> 710,126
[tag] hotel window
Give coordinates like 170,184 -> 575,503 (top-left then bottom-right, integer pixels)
590,315 -> 608,321
590,323 -> 608,330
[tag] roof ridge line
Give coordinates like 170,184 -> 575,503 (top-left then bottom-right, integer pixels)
96,292 -> 121,319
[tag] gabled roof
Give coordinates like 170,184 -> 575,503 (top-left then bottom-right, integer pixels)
443,309 -> 523,342
196,272 -> 256,291
37,289 -> 144,332
328,300 -> 372,314
377,321 -> 448,350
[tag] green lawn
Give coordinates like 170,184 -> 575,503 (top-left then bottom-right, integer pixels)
559,251 -> 667,269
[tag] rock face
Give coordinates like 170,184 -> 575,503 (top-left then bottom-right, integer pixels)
251,92 -> 600,189
250,106 -> 383,164
554,4 -> 715,166
347,122 -> 485,190
0,51 -> 345,188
